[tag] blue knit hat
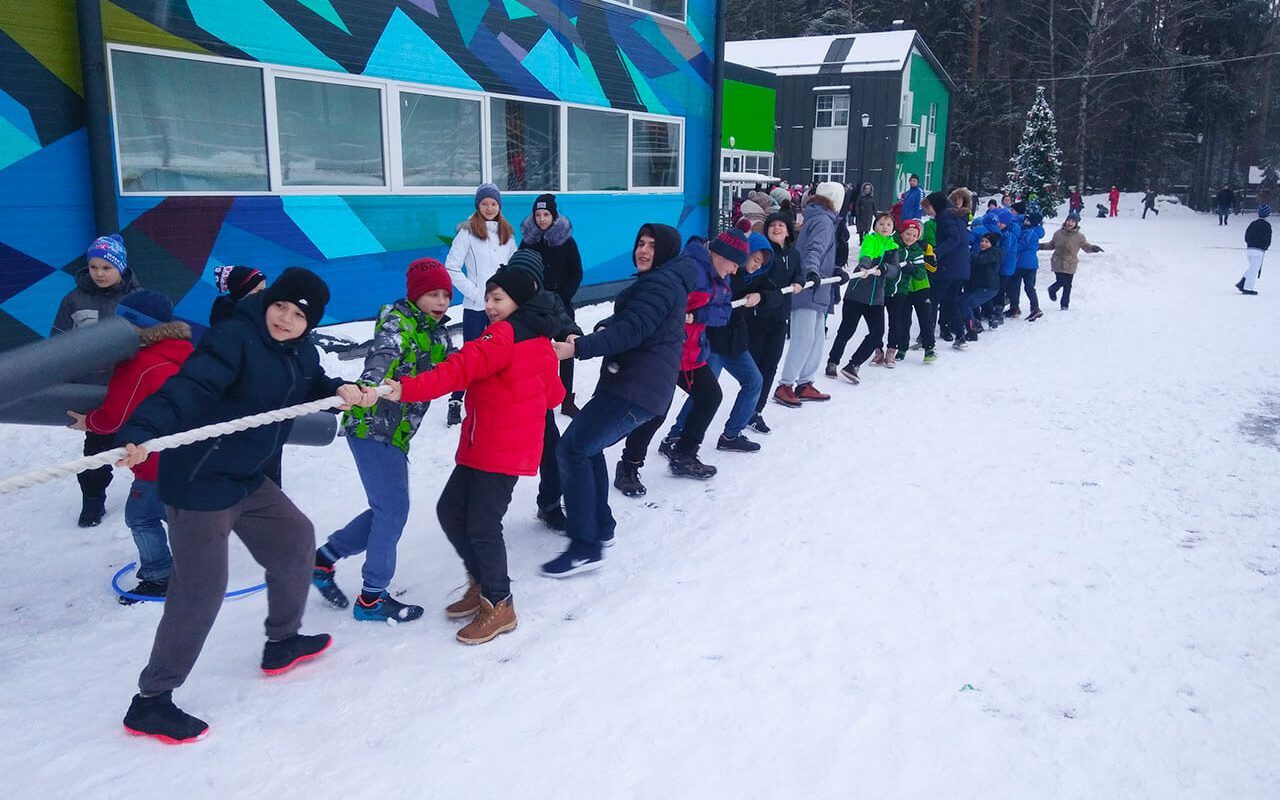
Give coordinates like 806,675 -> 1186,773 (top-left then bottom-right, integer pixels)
87,234 -> 128,274
115,289 -> 174,328
1259,204 -> 1271,218
474,183 -> 502,210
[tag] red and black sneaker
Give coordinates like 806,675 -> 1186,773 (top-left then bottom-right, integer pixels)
795,382 -> 831,402
123,691 -> 208,745
261,633 -> 331,676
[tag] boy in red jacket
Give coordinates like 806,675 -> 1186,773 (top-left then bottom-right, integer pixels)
384,252 -> 564,645
67,290 -> 193,603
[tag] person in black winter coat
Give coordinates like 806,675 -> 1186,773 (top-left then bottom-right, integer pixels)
115,268 -> 376,745
1216,186 -> 1235,225
1237,203 -> 1272,294
209,265 -> 266,326
854,182 -> 877,242
747,213 -> 804,434
924,191 -> 972,347
520,193 -> 584,415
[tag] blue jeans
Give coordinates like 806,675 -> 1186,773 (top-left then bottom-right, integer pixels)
125,479 -> 171,581
324,436 -> 410,593
963,288 -> 997,326
557,393 -> 655,555
670,350 -> 762,439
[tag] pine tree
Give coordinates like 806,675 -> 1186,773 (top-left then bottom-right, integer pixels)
1003,86 -> 1064,216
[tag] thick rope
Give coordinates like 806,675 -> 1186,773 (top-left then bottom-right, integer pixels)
0,387 -> 387,495
730,275 -> 844,309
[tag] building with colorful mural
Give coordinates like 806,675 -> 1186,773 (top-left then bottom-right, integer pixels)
725,28 -> 953,203
0,0 -> 721,350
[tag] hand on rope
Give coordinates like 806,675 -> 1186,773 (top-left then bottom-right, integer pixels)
729,275 -> 843,308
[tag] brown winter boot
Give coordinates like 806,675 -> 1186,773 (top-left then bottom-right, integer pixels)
773,384 -> 802,408
795,382 -> 831,401
444,577 -> 482,619
456,595 -> 517,645
560,393 -> 580,417
871,349 -> 885,365
883,348 -> 897,369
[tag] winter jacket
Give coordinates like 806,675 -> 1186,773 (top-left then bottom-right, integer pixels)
520,215 -> 583,307
209,296 -> 240,327
930,196 -> 971,282
398,295 -> 562,477
889,238 -> 931,296
1069,192 -> 1083,211
835,219 -> 850,268
85,322 -> 194,482
854,184 -> 877,236
342,299 -> 454,456
1215,188 -> 1235,211
117,294 -> 347,511
1108,188 -> 1121,207
1245,219 -> 1272,251
998,214 -> 1021,277
901,186 -> 924,220
681,244 -> 732,371
968,246 -> 1002,291
444,220 -> 517,311
710,247 -> 773,357
51,267 -> 142,336
1142,190 -> 1157,209
969,211 -> 1001,253
572,224 -> 695,417
1039,226 -> 1101,274
845,232 -> 900,306
922,217 -> 937,249
1017,222 -> 1045,270
792,199 -> 840,313
754,226 -> 803,325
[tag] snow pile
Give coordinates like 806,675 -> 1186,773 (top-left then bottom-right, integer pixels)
0,209 -> 1277,797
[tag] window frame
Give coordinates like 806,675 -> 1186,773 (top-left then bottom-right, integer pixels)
629,112 -> 685,193
596,0 -> 686,24
564,105 -> 631,193
390,84 -> 487,194
815,94 -> 850,129
811,159 -> 846,184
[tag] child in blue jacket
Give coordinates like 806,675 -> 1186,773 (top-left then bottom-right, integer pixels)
1014,211 -> 1046,321
996,208 -> 1021,317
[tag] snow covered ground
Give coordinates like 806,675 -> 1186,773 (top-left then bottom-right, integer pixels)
1,193 -> 1277,798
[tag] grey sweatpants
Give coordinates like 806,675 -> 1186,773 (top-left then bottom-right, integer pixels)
138,479 -> 315,694
778,308 -> 827,387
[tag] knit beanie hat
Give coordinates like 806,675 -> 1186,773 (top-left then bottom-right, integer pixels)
532,193 -> 558,219
115,289 -> 174,328
982,232 -> 1002,247
900,219 -> 923,236
213,265 -> 265,301
709,229 -> 751,267
770,187 -> 791,207
486,265 -> 540,307
505,248 -> 546,287
1259,204 -> 1272,218
734,216 -> 753,233
87,234 -> 128,274
815,181 -> 845,213
474,183 -> 502,209
406,258 -> 452,302
263,267 -> 329,332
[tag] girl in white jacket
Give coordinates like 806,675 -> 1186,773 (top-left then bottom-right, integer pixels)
443,183 -> 516,424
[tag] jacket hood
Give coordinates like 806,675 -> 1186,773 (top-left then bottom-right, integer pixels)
74,267 -> 140,296
637,223 -> 682,271
520,214 -> 573,247
507,291 -> 559,341
923,191 -> 949,216
138,320 -> 193,348
860,182 -> 874,195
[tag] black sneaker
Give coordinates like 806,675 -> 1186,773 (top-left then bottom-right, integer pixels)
669,451 -> 717,479
79,495 -> 106,528
311,565 -> 349,609
895,349 -> 907,361
123,691 -> 209,745
446,400 -> 462,427
965,329 -> 979,342
657,435 -> 679,459
1026,309 -> 1044,321
537,503 -> 567,531
119,578 -> 168,606
541,544 -> 604,578
613,459 -> 646,497
717,434 -> 761,452
1235,278 -> 1246,292
747,414 -> 771,435
940,330 -> 954,342
353,591 -> 423,623
952,336 -> 967,350
824,362 -> 838,377
261,633 -> 331,675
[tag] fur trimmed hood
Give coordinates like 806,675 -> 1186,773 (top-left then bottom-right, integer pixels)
138,320 -> 192,347
520,214 -> 573,247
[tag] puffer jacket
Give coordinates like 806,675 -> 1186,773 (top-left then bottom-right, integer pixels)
51,267 -> 142,335
342,299 -> 454,455
889,239 -> 931,296
754,215 -> 803,325
968,246 -> 1002,291
397,294 -> 564,477
845,232 -> 900,306
1039,226 -> 1101,274
901,186 -> 924,220
519,214 -> 583,307
792,199 -> 840,313
929,192 -> 971,282
117,294 -> 347,511
680,243 -> 732,371
710,246 -> 773,357
1017,222 -> 1046,270
444,219 -> 517,311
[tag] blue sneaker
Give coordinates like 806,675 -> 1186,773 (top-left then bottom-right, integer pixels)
353,591 -> 424,623
311,566 -> 348,609
541,546 -> 604,578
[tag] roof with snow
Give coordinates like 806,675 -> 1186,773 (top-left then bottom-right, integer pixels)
725,30 -> 955,90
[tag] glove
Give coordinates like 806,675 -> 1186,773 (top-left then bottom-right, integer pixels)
804,271 -> 821,287
835,267 -> 851,285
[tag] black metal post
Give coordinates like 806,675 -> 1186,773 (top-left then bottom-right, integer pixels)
76,0 -> 118,235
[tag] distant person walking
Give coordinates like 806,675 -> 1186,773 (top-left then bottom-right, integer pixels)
1236,204 -> 1272,295
1142,189 -> 1159,218
1215,186 -> 1235,225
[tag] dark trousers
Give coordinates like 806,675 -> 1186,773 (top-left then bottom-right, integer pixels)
999,273 -> 1019,312
1143,204 -> 1158,218
79,430 -> 115,499
830,300 -> 884,366
450,309 -> 489,403
1015,268 -> 1040,312
138,479 -> 314,694
905,288 -> 936,350
1048,271 -> 1075,308
747,319 -> 788,414
933,277 -> 965,338
886,295 -> 910,351
436,465 -> 518,604
537,410 -> 561,509
1218,208 -> 1230,225
622,364 -> 722,459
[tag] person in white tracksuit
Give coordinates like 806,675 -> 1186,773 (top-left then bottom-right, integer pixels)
1237,204 -> 1272,295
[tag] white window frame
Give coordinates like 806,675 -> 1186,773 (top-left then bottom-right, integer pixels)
815,94 -> 850,129
812,159 -> 845,183
107,43 -> 685,198
928,102 -> 938,135
597,0 -> 686,24
721,147 -> 775,178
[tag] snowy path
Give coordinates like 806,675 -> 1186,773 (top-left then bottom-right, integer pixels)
0,197 -> 1277,798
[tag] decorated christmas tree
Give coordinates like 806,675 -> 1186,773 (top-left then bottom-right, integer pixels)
1003,86 -> 1063,216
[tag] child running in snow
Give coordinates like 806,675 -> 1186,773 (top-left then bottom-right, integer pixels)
383,262 -> 563,645
1043,213 -> 1103,309
116,268 -> 376,744
886,219 -> 937,364
444,183 -> 517,426
827,212 -> 900,384
310,259 -> 456,623
67,290 -> 193,604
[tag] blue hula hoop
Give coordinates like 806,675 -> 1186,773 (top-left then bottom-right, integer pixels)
111,562 -> 267,602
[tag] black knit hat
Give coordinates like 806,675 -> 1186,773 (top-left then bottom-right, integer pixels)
214,265 -> 265,301
505,248 -> 545,287
532,193 -> 558,219
486,265 -> 540,307
263,267 -> 329,332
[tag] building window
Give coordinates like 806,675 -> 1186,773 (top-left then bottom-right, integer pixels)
399,91 -> 482,188
491,98 -> 560,192
722,155 -> 732,172
568,107 -> 628,191
275,77 -> 385,187
928,102 -> 938,135
924,165 -> 933,190
632,118 -> 681,188
815,94 -> 850,128
111,50 -> 268,192
812,159 -> 845,183
603,0 -> 685,22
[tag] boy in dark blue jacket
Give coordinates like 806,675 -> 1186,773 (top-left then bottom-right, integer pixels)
116,268 -> 375,745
